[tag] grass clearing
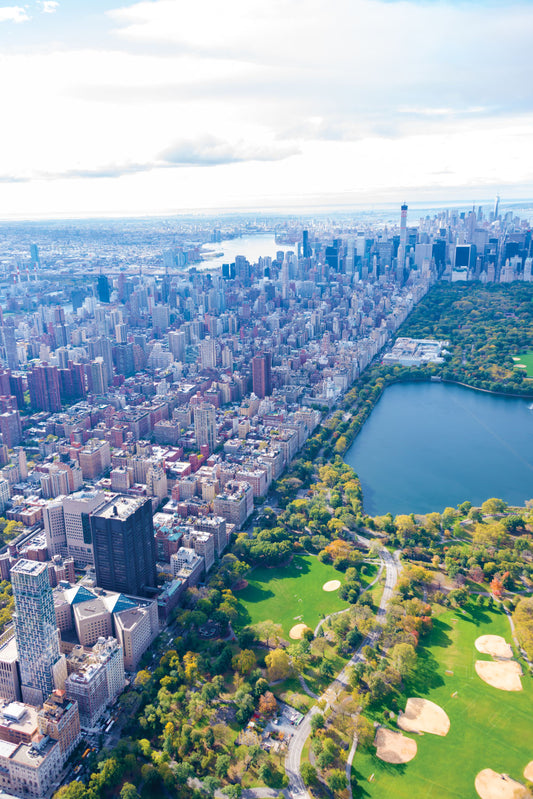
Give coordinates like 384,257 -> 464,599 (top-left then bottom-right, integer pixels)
352,602 -> 533,799
235,553 -> 349,637
514,350 -> 533,377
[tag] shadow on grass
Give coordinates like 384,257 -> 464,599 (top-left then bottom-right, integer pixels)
238,583 -> 275,605
352,759 -> 408,798
253,554 -> 313,582
407,649 -> 445,695
403,618 -> 452,695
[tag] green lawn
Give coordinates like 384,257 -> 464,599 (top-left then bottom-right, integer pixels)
352,603 -> 533,798
234,553 -> 349,637
514,350 -> 533,376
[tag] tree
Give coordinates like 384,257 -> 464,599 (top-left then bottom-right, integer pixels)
232,649 -> 257,676
215,754 -> 231,778
173,762 -> 194,784
288,639 -> 312,673
120,783 -> 140,799
183,651 -> 198,683
301,762 -> 318,786
222,786 -> 242,799
265,648 -> 291,681
258,691 -> 277,716
316,737 -> 337,769
310,713 -> 325,733
54,784 -> 88,799
481,498 -> 507,516
390,642 -> 417,677
134,669 -> 151,688
253,620 -> 284,649
334,435 -> 348,454
448,587 -> 468,607
327,770 -> 348,792
354,715 -> 375,749
202,776 -> 221,798
513,598 -> 533,659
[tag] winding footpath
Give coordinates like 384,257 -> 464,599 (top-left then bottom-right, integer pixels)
284,541 -> 401,798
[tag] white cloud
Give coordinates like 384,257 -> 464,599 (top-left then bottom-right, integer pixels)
40,1 -> 59,13
0,0 -> 532,216
0,6 -> 30,22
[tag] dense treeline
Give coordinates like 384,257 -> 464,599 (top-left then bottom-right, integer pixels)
400,282 -> 533,393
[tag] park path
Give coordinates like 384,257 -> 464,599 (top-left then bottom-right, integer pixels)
284,540 -> 401,799
312,555 -> 384,637
190,777 -> 280,798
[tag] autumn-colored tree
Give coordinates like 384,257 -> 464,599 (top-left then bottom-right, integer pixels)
183,652 -> 198,683
265,648 -> 291,681
134,669 -> 151,688
258,691 -> 277,716
491,576 -> 504,598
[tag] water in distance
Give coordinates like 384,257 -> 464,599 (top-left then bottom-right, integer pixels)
197,233 -> 279,271
344,382 -> 533,516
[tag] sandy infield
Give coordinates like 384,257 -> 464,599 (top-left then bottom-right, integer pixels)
398,698 -> 450,736
524,763 -> 533,782
323,580 -> 341,592
374,727 -> 417,764
475,660 -> 523,691
475,769 -> 530,799
475,635 -> 513,659
289,623 -> 309,640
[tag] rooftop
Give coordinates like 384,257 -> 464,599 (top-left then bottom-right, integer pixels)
94,494 -> 148,520
10,559 -> 47,576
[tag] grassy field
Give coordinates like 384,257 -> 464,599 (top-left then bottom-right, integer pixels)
513,350 -> 533,377
353,603 -> 533,799
234,553 -> 350,636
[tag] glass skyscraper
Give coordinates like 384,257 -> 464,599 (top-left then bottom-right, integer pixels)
11,559 -> 66,705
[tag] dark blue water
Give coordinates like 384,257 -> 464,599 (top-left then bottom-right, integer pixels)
344,382 -> 533,515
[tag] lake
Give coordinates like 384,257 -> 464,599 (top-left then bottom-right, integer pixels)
197,233 -> 280,271
343,381 -> 533,516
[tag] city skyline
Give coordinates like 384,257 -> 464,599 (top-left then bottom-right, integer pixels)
0,0 -> 532,218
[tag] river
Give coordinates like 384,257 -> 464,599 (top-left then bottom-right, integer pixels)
197,233 -> 280,271
344,381 -> 533,516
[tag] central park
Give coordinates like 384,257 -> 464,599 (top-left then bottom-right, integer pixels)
55,282 -> 533,799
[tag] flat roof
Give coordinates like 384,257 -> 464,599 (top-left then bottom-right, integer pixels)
0,740 -> 18,758
95,495 -> 148,521
10,559 -> 47,576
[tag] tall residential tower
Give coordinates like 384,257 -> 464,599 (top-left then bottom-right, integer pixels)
11,560 -> 66,705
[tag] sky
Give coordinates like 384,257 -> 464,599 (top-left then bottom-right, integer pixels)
0,0 -> 532,218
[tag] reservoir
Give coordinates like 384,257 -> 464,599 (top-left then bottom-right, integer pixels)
343,381 -> 533,516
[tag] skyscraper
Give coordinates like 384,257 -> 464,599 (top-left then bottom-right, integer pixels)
90,496 -> 157,597
27,363 -> 62,412
252,353 -> 272,398
11,560 -> 66,706
194,402 -> 217,453
199,337 -> 217,369
0,410 -> 22,447
302,229 -> 310,258
85,358 -> 107,395
96,274 -> 110,304
400,203 -> 408,249
2,322 -> 18,371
